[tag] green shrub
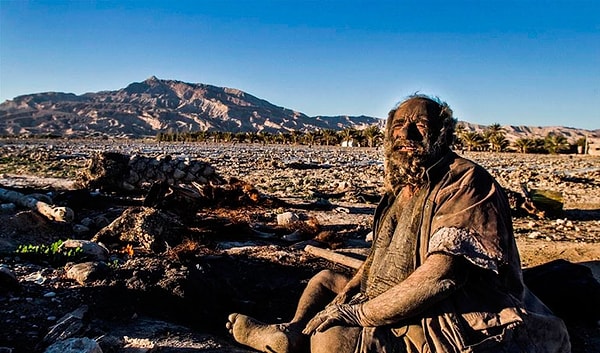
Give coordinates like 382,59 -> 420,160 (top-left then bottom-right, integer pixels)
15,239 -> 84,265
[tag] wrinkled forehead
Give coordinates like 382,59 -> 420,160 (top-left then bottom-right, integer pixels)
392,98 -> 442,123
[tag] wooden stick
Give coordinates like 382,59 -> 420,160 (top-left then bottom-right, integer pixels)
304,245 -> 365,270
0,187 -> 74,223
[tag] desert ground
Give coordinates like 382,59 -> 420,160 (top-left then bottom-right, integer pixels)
0,139 -> 599,353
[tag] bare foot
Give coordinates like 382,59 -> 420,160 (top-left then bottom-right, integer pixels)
226,313 -> 306,353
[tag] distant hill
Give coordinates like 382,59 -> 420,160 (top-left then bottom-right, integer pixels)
0,77 -> 379,139
0,76 -> 597,140
458,122 -> 599,143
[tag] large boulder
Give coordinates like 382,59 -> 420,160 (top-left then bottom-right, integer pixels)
92,207 -> 184,253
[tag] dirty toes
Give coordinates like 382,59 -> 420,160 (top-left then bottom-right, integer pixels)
226,313 -> 300,353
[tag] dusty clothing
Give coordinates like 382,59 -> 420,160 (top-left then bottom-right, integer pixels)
358,151 -> 570,353
362,186 -> 429,299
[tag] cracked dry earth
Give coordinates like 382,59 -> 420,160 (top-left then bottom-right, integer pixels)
0,140 -> 599,352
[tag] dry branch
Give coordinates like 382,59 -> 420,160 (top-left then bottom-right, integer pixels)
304,245 -> 364,269
0,187 -> 74,222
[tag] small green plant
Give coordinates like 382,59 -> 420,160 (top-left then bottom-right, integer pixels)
15,239 -> 84,265
108,259 -> 121,270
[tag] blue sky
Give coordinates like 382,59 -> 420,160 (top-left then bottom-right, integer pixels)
1,0 -> 598,129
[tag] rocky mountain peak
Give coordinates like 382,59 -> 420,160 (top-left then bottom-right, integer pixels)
146,75 -> 160,82
0,78 -> 380,138
1,77 -> 597,139
123,76 -> 172,96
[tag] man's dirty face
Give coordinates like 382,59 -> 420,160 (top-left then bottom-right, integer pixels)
388,98 -> 442,162
384,98 -> 444,191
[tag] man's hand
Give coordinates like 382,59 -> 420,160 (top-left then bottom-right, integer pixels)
327,292 -> 350,307
302,304 -> 363,335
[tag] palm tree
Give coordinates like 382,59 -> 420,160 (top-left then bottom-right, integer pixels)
575,137 -> 587,154
312,130 -> 323,145
303,131 -> 318,146
544,133 -> 569,154
461,132 -> 484,151
234,132 -> 247,143
321,129 -> 338,146
488,133 -> 509,152
513,138 -> 536,153
354,134 -> 367,147
278,132 -> 291,144
222,132 -> 234,143
454,123 -> 467,148
246,132 -> 259,143
362,125 -> 383,147
193,130 -> 209,142
290,130 -> 302,145
257,131 -> 271,144
484,123 -> 504,139
339,128 -> 357,146
211,131 -> 224,143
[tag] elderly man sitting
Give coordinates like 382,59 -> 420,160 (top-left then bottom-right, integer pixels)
226,95 -> 570,353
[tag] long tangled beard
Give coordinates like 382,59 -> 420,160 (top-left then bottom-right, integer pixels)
383,138 -> 440,194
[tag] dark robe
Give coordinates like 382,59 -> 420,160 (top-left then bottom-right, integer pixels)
357,151 -> 570,353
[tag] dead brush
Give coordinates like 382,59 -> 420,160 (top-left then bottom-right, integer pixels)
280,217 -> 321,241
313,231 -> 345,249
165,238 -> 208,261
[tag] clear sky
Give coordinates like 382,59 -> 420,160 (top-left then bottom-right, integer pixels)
1,0 -> 598,129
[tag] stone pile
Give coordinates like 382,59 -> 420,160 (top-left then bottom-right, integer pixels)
75,152 -> 225,192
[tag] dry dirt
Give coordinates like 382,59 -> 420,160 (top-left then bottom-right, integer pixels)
0,140 -> 599,352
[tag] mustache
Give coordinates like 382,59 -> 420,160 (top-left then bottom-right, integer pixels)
389,139 -> 428,155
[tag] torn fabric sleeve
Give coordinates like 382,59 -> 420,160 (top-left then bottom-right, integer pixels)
428,227 -> 499,273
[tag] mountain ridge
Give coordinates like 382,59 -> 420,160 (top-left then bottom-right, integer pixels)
1,77 -> 597,140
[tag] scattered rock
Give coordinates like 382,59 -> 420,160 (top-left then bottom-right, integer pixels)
96,335 -> 123,353
21,270 -> 47,285
0,203 -> 16,214
282,230 -> 304,242
276,211 -> 299,226
66,262 -> 110,285
27,193 -> 54,204
0,266 -> 19,293
523,259 -> 600,323
61,239 -> 109,262
92,215 -> 110,229
72,224 -> 90,234
92,207 -> 183,253
335,206 -> 351,214
43,305 -> 89,345
43,337 -> 101,353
